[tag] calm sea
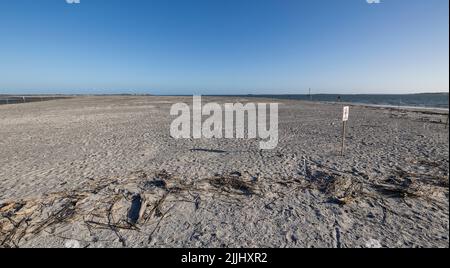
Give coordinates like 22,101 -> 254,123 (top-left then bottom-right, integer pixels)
245,93 -> 449,108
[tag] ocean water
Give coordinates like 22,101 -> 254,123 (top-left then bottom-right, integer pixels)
248,93 -> 449,108
1,93 -> 448,108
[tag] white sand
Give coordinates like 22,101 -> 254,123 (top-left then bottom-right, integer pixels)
0,96 -> 448,248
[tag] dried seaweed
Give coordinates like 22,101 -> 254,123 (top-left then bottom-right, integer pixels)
0,169 -> 262,247
392,167 -> 449,189
208,173 -> 256,196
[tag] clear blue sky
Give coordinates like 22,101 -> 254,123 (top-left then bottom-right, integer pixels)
0,0 -> 448,95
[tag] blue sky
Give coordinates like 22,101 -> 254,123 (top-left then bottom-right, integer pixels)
0,0 -> 448,95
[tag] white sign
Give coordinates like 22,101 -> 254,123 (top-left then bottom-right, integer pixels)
342,106 -> 349,122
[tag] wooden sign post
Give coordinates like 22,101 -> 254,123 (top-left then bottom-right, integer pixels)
341,106 -> 349,156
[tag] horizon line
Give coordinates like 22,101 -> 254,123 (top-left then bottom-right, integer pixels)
1,91 -> 449,97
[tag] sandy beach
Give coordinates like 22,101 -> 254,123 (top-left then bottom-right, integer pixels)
0,96 -> 448,248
